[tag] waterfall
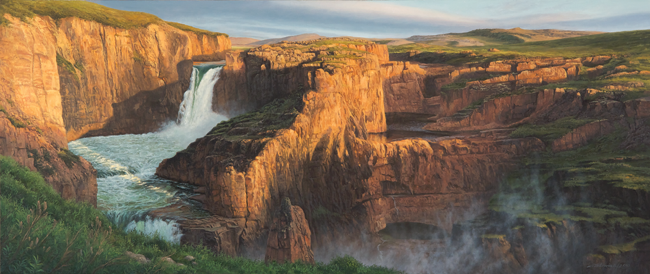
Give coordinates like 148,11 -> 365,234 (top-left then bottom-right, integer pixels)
177,65 -> 222,127
158,65 -> 227,147
68,64 -> 227,244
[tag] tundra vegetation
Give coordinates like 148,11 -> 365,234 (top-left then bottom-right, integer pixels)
0,156 -> 400,274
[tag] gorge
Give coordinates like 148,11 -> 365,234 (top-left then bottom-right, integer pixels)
2,1 -> 650,274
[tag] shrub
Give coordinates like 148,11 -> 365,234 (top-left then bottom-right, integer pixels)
57,148 -> 80,168
0,155 -> 402,273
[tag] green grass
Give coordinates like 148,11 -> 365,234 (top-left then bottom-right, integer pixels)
132,51 -> 146,64
463,29 -> 525,44
165,21 -> 228,38
56,53 -> 79,82
532,127 -> 650,191
599,235 -> 650,255
0,0 -> 227,37
510,117 -> 595,143
57,148 -> 80,168
0,104 -> 27,128
308,39 -> 368,46
492,121 -> 650,231
0,156 -> 400,274
374,40 -> 392,45
480,234 -> 506,240
389,30 -> 650,65
208,92 -> 304,140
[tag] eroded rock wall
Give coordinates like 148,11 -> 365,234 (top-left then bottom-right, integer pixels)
55,17 -> 230,140
157,40 -> 545,255
0,13 -> 229,204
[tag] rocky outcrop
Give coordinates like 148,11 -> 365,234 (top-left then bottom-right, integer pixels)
381,62 -> 426,113
157,40 -> 545,255
381,56 -> 604,120
552,119 -> 622,152
178,215 -> 245,256
55,17 -> 230,140
0,113 -> 97,205
0,13 -> 229,204
0,14 -> 96,204
1,14 -> 230,142
424,88 -> 581,131
0,15 -> 67,147
265,198 -> 315,264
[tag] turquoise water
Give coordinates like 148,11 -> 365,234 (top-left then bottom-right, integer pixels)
68,65 -> 226,243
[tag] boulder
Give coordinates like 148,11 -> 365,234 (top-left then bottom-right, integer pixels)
265,198 -> 315,264
125,251 -> 151,264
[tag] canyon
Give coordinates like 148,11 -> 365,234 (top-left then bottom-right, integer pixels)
2,7 -> 650,274
154,35 -> 650,273
0,13 -> 230,204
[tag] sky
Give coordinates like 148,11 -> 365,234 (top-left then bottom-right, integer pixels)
93,0 -> 650,39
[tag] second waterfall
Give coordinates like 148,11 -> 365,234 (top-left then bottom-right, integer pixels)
68,64 -> 226,243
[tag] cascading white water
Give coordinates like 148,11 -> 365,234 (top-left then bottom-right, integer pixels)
68,65 -> 227,244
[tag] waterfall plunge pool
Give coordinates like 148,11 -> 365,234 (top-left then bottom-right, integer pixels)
68,64 -> 226,243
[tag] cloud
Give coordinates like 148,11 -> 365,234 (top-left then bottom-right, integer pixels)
94,1 -> 650,39
275,1 -> 484,26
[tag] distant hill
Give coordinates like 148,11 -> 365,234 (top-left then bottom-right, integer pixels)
407,28 -> 604,47
230,37 -> 260,46
247,33 -> 326,46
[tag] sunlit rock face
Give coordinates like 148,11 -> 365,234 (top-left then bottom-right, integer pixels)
0,13 -> 229,205
54,17 -> 230,141
156,38 -> 545,257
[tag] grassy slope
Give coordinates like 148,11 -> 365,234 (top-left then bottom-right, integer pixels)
390,29 -> 650,65
0,0 -> 227,37
492,127 -> 650,230
0,156 -> 399,274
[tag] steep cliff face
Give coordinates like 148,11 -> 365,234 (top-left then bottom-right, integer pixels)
55,17 -> 230,140
159,40 -> 390,248
379,56 -> 598,121
157,39 -> 544,255
0,14 -> 96,204
0,13 -> 229,204
0,15 -> 66,147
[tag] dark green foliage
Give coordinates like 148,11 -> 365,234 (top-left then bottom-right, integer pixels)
132,51 -> 145,64
492,124 -> 650,236
56,53 -> 79,82
0,105 -> 27,128
389,30 -> 650,66
208,92 -> 304,140
74,60 -> 84,73
0,156 -> 401,273
510,117 -> 595,143
28,149 -> 55,176
446,41 -> 460,47
464,29 -> 526,44
374,40 -> 392,45
330,256 -> 364,274
57,148 -> 80,168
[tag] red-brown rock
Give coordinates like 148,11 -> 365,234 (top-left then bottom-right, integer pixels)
265,199 -> 315,264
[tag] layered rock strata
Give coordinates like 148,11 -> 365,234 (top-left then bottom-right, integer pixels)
157,39 -> 545,254
0,13 -> 229,203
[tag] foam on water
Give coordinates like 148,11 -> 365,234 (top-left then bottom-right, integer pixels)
68,65 -> 226,243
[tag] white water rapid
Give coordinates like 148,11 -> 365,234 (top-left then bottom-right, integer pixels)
68,64 -> 226,243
